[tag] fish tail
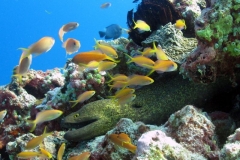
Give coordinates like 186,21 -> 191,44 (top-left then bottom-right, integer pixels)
132,19 -> 137,29
123,53 -> 132,63
18,48 -> 31,60
27,120 -> 36,132
69,101 -> 79,108
146,69 -> 155,76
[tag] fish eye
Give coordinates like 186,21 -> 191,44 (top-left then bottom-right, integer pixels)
74,114 -> 80,118
73,42 -> 76,45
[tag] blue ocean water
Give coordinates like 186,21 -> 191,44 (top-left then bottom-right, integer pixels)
0,0 -> 135,85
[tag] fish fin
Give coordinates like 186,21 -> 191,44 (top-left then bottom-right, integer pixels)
69,100 -> 79,108
27,120 -> 36,132
123,53 -> 132,64
106,72 -> 114,83
99,31 -> 106,38
12,73 -> 23,84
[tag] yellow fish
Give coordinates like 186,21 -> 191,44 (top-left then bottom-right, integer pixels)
0,110 -> 7,121
143,60 -> 178,76
16,151 -> 42,158
98,61 -> 117,72
108,81 -> 127,91
126,74 -> 154,87
109,133 -> 137,153
62,38 -> 81,55
25,127 -> 52,150
108,88 -> 135,99
68,151 -> 91,160
40,147 -> 52,159
133,19 -> 151,32
94,38 -> 118,59
13,51 -> 32,84
124,53 -> 155,67
27,109 -> 63,132
19,36 -> 55,60
72,50 -> 119,65
106,73 -> 129,83
69,91 -> 96,108
78,61 -> 100,70
175,19 -> 187,30
117,93 -> 136,105
57,143 -> 66,160
59,22 -> 79,42
138,47 -> 155,57
151,42 -> 168,60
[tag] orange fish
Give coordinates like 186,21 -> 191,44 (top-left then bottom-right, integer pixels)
138,47 -> 155,57
108,81 -> 127,91
100,2 -> 111,9
143,60 -> 178,76
151,42 -> 168,60
124,53 -> 155,67
62,38 -> 81,55
25,127 -> 52,150
69,91 -> 95,108
68,151 -> 91,160
175,19 -> 187,30
109,133 -> 137,153
72,50 -> 119,65
19,37 -> 55,59
108,88 -> 135,99
59,22 -> 79,42
57,143 -> 66,160
94,39 -> 118,59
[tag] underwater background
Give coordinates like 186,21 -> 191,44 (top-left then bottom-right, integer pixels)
0,0 -> 132,85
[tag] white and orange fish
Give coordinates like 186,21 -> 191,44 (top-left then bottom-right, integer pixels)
62,38 -> 81,55
19,37 -> 55,60
59,22 -> 79,42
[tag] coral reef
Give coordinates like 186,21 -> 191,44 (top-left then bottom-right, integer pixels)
180,0 -> 240,84
142,23 -> 197,63
164,105 -> 219,159
63,72 -> 236,142
220,128 -> 240,159
135,130 -> 206,160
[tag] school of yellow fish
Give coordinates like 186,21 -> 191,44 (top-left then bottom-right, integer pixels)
5,16 -> 186,159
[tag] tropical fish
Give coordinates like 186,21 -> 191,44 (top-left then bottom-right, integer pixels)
175,19 -> 187,30
108,81 -> 127,91
132,20 -> 151,32
68,151 -> 91,160
0,110 -> 7,121
124,53 -> 155,67
98,61 -> 117,72
143,60 -> 178,76
59,22 -> 79,42
99,24 -> 123,40
25,127 -> 52,150
13,51 -> 32,84
40,147 -> 52,159
27,109 -> 63,132
126,74 -> 154,87
62,38 -> 81,55
19,36 -> 55,60
151,42 -> 168,60
109,133 -> 137,153
101,2 -> 111,9
72,50 -> 119,65
78,60 -> 100,70
16,151 -> 42,159
57,143 -> 66,160
94,38 -> 118,58
117,93 -> 136,105
106,73 -> 129,83
108,88 -> 135,99
69,91 -> 96,108
138,47 -> 155,57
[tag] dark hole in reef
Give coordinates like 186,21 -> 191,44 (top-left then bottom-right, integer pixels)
132,103 -> 143,108
65,119 -> 98,129
0,147 -> 10,160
